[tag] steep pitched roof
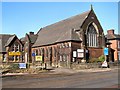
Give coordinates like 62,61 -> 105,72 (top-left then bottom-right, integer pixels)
28,34 -> 38,44
20,34 -> 38,44
5,35 -> 16,47
0,34 -> 14,52
33,10 -> 91,47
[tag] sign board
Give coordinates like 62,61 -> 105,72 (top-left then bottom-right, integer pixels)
35,56 -> 42,61
9,52 -> 21,56
0,54 -> 2,60
73,51 -> 77,57
19,63 -> 26,69
77,53 -> 84,58
104,48 -> 108,55
32,53 -> 35,56
77,49 -> 84,52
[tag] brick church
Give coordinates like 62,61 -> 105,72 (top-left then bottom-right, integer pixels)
32,6 -> 105,68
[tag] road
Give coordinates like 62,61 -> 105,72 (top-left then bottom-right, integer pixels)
2,68 -> 118,88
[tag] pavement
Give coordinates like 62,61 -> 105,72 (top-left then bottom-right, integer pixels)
50,67 -> 118,74
1,66 -> 118,77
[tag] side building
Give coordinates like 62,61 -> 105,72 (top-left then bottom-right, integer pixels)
0,34 -> 24,63
106,29 -> 120,62
20,32 -> 38,63
32,7 -> 105,68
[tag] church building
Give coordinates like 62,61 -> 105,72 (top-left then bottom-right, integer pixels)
32,6 -> 105,68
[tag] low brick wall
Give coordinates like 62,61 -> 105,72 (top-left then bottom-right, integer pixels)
71,63 -> 100,70
71,62 -> 119,70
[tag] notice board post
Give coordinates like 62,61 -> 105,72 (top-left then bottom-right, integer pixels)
103,47 -> 109,68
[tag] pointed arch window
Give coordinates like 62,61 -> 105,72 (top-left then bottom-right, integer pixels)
87,23 -> 98,47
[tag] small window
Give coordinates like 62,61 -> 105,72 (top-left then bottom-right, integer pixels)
46,48 -> 48,57
12,44 -> 16,52
53,47 -> 57,57
16,45 -> 19,52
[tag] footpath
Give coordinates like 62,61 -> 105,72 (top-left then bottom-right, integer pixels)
50,67 -> 118,74
1,66 -> 119,77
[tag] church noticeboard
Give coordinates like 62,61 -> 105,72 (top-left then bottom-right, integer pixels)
77,53 -> 84,58
73,51 -> 77,57
77,49 -> 84,58
35,56 -> 42,61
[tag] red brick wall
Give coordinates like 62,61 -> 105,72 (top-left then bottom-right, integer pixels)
88,48 -> 103,58
109,40 -> 118,61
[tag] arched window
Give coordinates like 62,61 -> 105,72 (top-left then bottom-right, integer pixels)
87,23 -> 98,47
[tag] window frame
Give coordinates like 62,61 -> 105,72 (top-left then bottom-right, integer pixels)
87,23 -> 98,47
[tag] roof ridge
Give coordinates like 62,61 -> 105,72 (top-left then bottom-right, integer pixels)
0,34 -> 14,36
33,9 -> 91,47
42,10 -> 91,29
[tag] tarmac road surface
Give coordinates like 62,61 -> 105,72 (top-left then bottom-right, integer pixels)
2,68 -> 119,88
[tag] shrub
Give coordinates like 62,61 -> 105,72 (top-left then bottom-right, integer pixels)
88,55 -> 105,63
9,63 -> 19,70
97,55 -> 105,62
88,58 -> 98,63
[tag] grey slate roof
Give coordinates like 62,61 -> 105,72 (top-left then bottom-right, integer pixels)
5,35 -> 16,47
28,35 -> 38,44
0,34 -> 14,52
33,10 -> 91,47
20,37 -> 25,42
106,34 -> 120,40
56,29 -> 81,43
20,34 -> 38,44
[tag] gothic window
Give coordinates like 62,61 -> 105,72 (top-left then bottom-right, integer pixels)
48,47 -> 52,55
53,47 -> 57,57
38,48 -> 41,55
87,23 -> 98,47
46,48 -> 48,57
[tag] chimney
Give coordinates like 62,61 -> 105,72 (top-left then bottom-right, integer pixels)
107,29 -> 114,35
29,32 -> 34,35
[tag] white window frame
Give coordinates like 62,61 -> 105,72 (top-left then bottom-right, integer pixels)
118,41 -> 120,48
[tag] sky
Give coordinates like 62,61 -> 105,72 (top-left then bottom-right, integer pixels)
1,2 -> 119,38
